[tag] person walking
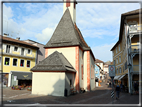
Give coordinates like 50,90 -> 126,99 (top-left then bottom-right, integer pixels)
115,83 -> 120,100
120,82 -> 123,92
134,81 -> 138,94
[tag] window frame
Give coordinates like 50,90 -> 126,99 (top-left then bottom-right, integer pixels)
14,46 -> 18,52
4,57 -> 10,66
13,58 -> 18,66
27,49 -> 32,54
20,59 -> 24,67
26,60 -> 31,68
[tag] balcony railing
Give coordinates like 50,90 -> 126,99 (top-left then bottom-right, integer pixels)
132,65 -> 139,73
128,25 -> 142,34
131,45 -> 139,53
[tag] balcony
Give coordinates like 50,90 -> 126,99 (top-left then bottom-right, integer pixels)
131,45 -> 139,53
128,25 -> 142,34
132,65 -> 139,73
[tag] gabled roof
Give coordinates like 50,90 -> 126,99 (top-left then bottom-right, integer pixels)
31,51 -> 76,72
110,8 -> 141,51
1,35 -> 39,49
95,59 -> 104,63
44,8 -> 90,50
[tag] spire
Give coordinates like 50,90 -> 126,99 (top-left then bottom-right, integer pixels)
63,0 -> 77,24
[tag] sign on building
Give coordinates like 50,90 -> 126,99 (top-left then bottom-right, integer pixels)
109,65 -> 115,77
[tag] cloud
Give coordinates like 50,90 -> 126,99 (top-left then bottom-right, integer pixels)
35,27 -> 54,42
92,43 -> 115,62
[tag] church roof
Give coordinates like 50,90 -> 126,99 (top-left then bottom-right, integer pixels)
44,8 -> 90,51
31,51 -> 76,72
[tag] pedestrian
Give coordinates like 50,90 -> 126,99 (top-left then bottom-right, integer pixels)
109,82 -> 111,87
115,83 -> 120,100
134,81 -> 138,94
120,82 -> 123,92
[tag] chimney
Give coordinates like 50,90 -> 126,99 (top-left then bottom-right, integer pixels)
16,37 -> 20,40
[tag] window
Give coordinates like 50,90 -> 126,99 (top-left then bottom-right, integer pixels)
20,60 -> 24,67
114,60 -> 115,65
117,68 -> 118,74
0,57 -> 1,65
13,59 -> 17,66
14,47 -> 18,51
6,45 -> 10,53
119,56 -> 121,63
119,67 -> 121,73
4,57 -> 10,65
82,65 -> 83,80
21,48 -> 24,55
119,44 -> 120,51
27,60 -> 30,67
112,51 -> 114,56
116,47 -> 117,53
27,49 -> 31,54
116,58 -> 118,64
125,61 -> 127,70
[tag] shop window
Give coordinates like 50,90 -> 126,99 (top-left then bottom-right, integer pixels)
20,60 -> 24,67
4,57 -> 10,65
13,59 -> 17,66
27,60 -> 30,67
14,46 -> 18,51
6,45 -> 10,53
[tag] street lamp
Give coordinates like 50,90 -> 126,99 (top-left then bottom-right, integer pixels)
128,63 -> 132,95
128,63 -> 132,69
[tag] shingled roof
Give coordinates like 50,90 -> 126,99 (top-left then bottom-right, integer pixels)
95,59 -> 104,63
1,35 -> 39,49
44,8 -> 90,51
31,51 -> 76,72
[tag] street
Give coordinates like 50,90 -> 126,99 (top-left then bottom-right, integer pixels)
1,75 -> 140,106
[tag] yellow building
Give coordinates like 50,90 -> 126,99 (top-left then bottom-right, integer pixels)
0,35 -> 39,87
111,9 -> 141,94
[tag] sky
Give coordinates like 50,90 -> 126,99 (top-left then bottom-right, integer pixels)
2,0 -> 140,62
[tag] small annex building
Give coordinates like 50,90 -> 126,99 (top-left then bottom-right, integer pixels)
31,0 -> 96,96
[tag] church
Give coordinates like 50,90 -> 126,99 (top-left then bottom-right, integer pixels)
31,0 -> 96,96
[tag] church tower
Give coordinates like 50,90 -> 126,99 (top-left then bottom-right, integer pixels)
63,0 -> 77,24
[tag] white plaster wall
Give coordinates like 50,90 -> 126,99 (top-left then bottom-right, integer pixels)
32,72 -> 65,96
48,47 -> 76,70
65,72 -> 75,96
90,54 -> 95,90
83,51 -> 87,91
63,0 -> 76,23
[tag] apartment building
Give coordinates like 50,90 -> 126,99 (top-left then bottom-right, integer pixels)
111,9 -> 141,94
0,35 -> 39,87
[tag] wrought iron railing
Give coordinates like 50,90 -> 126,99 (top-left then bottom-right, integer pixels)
131,45 -> 139,53
132,65 -> 139,72
129,25 -> 142,34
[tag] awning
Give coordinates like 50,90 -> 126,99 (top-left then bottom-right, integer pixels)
114,75 -> 121,80
118,74 -> 127,80
12,72 -> 32,80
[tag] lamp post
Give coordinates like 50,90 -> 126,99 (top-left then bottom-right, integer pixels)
128,63 -> 132,95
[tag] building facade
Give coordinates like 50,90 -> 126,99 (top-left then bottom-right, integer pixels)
23,39 -> 45,64
31,0 -> 96,96
0,35 -> 39,87
111,9 -> 141,94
